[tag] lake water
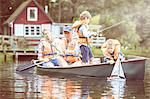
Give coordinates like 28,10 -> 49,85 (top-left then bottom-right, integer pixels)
0,59 -> 150,99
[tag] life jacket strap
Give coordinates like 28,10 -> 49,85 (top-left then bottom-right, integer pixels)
65,54 -> 79,57
43,52 -> 57,56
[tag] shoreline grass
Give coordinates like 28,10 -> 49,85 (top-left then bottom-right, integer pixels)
92,46 -> 150,58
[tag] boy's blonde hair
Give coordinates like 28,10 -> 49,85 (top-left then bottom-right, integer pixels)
80,11 -> 91,20
106,39 -> 115,48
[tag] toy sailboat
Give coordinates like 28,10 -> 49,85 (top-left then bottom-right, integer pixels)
107,58 -> 126,80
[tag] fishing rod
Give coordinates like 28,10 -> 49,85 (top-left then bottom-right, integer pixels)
97,12 -> 140,34
99,20 -> 126,33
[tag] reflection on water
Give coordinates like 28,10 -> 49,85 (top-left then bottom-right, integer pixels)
0,60 -> 150,98
101,79 -> 126,99
39,77 -> 82,98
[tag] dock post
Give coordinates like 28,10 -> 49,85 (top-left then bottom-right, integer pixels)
15,52 -> 18,62
4,49 -> 6,62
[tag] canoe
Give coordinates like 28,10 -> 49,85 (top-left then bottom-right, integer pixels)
36,56 -> 146,80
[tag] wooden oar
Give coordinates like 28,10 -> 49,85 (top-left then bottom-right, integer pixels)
16,59 -> 45,72
16,43 -> 65,72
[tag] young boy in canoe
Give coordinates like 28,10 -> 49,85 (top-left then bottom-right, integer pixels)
63,26 -> 82,66
101,39 -> 125,64
72,11 -> 97,64
38,29 -> 68,67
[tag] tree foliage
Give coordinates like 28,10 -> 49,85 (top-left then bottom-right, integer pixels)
1,0 -> 150,48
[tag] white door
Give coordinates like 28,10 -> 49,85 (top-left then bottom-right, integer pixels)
14,24 -> 24,36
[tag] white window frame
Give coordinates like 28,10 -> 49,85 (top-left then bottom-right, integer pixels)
27,7 -> 38,21
24,25 -> 41,37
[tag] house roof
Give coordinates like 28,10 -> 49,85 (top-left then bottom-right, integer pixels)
4,0 -> 53,25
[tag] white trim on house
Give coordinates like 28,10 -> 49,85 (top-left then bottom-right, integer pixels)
27,7 -> 38,21
41,24 -> 51,32
51,25 -> 60,37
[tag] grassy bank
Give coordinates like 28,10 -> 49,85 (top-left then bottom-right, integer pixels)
122,48 -> 150,57
0,53 -> 14,63
92,46 -> 150,58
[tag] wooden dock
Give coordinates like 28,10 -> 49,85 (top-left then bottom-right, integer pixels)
14,52 -> 38,61
0,50 -> 38,62
0,35 -> 40,61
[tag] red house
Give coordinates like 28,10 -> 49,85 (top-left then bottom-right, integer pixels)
3,0 -> 53,37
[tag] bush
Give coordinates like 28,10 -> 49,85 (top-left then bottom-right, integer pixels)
17,37 -> 28,49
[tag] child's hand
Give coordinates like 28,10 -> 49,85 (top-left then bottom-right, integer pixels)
109,60 -> 115,64
93,32 -> 97,36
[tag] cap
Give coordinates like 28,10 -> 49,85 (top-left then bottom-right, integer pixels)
63,26 -> 72,33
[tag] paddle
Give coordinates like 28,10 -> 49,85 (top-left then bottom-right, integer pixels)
16,59 -> 46,72
16,52 -> 65,72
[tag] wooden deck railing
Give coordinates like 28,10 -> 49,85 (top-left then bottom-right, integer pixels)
0,35 -> 40,61
0,35 -> 106,61
0,35 -> 40,53
91,36 -> 106,47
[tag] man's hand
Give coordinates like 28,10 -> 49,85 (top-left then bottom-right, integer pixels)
39,58 -> 49,62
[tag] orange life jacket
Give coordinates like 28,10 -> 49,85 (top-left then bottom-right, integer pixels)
64,41 -> 81,63
77,31 -> 91,45
64,55 -> 81,63
72,21 -> 91,45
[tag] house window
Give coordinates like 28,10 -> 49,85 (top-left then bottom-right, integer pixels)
24,25 -> 41,36
36,27 -> 40,35
27,7 -> 38,21
25,27 -> 29,35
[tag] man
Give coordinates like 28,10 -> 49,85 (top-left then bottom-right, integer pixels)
101,39 -> 125,64
63,26 -> 81,65
72,11 -> 97,64
38,29 -> 68,67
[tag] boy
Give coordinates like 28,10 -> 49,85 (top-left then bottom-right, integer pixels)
101,39 -> 125,64
72,11 -> 97,64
